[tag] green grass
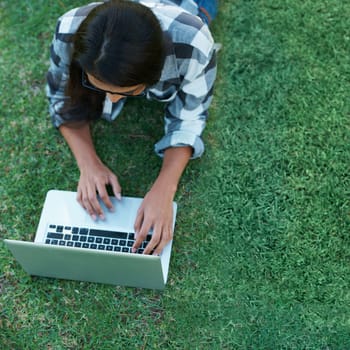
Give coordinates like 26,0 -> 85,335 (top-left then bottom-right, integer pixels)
1,0 -> 350,348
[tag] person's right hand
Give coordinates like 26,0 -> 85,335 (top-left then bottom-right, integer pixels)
76,160 -> 122,220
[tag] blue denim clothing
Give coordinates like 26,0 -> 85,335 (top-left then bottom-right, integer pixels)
193,0 -> 218,24
155,0 -> 218,25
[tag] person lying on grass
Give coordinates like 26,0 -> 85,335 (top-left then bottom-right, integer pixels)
46,0 -> 218,255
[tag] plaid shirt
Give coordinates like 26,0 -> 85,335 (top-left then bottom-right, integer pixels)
46,0 -> 217,158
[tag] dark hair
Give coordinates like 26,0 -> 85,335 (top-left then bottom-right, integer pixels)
62,0 -> 165,123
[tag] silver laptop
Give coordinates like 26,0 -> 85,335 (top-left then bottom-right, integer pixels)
4,190 -> 177,290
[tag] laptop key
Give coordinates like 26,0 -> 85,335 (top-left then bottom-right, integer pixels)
82,243 -> 89,248
47,232 -> 63,240
98,245 -> 105,250
79,228 -> 89,235
114,246 -> 121,252
72,235 -> 79,241
120,240 -> 126,246
127,240 -> 134,247
122,247 -> 129,253
51,240 -> 58,245
79,236 -> 87,242
111,239 -> 118,245
103,238 -> 110,244
88,236 -> 95,243
106,245 -> 113,251
74,242 -> 82,248
72,227 -> 79,234
128,233 -> 135,240
67,241 -> 74,247
56,226 -> 63,233
89,229 -> 127,239
59,240 -> 66,246
64,234 -> 71,240
90,244 -> 97,249
45,239 -> 50,244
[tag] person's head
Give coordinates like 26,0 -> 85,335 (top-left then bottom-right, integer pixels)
64,0 -> 166,120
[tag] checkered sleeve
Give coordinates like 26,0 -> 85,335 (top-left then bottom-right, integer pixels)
45,4 -> 99,128
154,22 -> 217,159
45,18 -> 74,128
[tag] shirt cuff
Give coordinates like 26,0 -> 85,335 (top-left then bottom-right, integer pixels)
49,100 -> 66,128
101,97 -> 126,121
154,131 -> 205,159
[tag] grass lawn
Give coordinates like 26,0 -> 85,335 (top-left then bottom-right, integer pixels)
1,0 -> 350,348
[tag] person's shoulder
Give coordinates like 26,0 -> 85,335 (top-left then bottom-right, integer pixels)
56,2 -> 101,36
152,3 -> 214,54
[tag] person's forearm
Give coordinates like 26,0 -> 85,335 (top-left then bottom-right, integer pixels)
153,146 -> 192,196
59,122 -> 101,170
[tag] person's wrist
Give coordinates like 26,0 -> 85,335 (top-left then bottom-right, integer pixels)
77,154 -> 103,173
152,176 -> 177,199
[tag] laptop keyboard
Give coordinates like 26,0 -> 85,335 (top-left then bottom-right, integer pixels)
44,224 -> 152,254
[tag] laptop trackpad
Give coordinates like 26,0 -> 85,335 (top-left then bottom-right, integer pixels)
83,196 -> 142,232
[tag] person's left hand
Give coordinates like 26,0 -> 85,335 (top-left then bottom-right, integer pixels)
132,184 -> 174,255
